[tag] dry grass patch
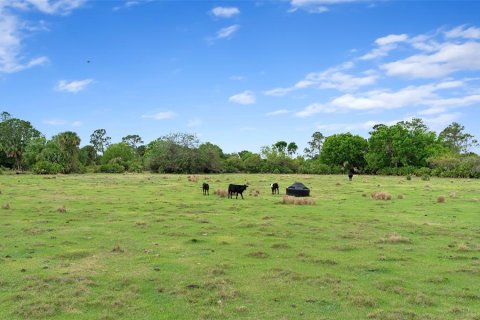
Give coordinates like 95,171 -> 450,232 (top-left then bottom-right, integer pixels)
449,191 -> 457,198
187,175 -> 198,182
247,251 -> 268,258
371,192 -> 391,200
214,189 -> 228,198
397,194 -> 404,199
281,195 -> 316,205
378,233 -> 411,244
371,192 -> 392,200
57,205 -> 67,213
2,203 -> 10,209
112,245 -> 125,253
437,195 -> 446,203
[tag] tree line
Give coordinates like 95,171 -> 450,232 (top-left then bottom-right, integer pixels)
1,111 -> 479,178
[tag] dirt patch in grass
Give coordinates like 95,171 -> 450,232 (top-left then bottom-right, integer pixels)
371,192 -> 391,200
247,251 -> 269,258
271,243 -> 290,249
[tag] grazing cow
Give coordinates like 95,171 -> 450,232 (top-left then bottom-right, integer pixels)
228,184 -> 248,199
348,168 -> 355,181
271,182 -> 279,195
202,182 -> 209,195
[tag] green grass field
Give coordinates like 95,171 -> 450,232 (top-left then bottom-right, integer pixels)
0,173 -> 479,319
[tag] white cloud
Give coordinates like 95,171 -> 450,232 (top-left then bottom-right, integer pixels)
423,112 -> 462,132
381,42 -> 480,78
142,111 -> 176,120
55,79 -> 93,93
265,62 -> 376,96
216,24 -> 239,39
44,118 -> 82,126
361,34 -> 408,60
315,120 -> 379,132
230,75 -> 246,81
0,0 -> 84,74
211,7 -> 240,18
289,0 -> 357,13
294,80 -> 472,117
445,25 -> 480,39
266,109 -> 290,116
229,91 -> 256,105
375,34 -> 408,46
295,103 -> 337,117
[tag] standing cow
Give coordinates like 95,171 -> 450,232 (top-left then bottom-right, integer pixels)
202,182 -> 209,195
348,168 -> 355,181
271,182 -> 279,195
228,184 -> 248,199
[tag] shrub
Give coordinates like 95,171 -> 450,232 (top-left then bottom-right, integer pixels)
406,174 -> 412,181
188,175 -> 198,182
421,174 -> 431,181
99,163 -> 125,173
32,161 -> 63,174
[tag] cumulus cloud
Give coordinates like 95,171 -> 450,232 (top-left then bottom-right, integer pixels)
266,109 -> 290,116
265,62 -> 376,96
360,33 -> 408,60
381,42 -> 480,78
142,111 -> 176,120
445,25 -> 480,39
44,118 -> 82,126
211,6 -> 240,18
294,80 -> 473,117
216,24 -> 239,39
55,79 -> 94,93
0,0 -> 85,74
229,91 -> 256,105
289,0 -> 358,13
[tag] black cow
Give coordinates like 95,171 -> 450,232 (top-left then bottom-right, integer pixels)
271,182 -> 279,194
202,182 -> 209,195
348,168 -> 355,181
228,184 -> 248,199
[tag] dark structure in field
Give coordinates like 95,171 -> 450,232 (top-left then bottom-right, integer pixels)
348,168 -> 355,181
271,182 -> 279,194
202,182 -> 209,195
286,182 -> 310,197
228,184 -> 248,199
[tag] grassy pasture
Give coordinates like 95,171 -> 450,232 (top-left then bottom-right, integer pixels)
0,173 -> 479,320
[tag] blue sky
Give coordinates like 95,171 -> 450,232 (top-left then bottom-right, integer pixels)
1,0 -> 480,154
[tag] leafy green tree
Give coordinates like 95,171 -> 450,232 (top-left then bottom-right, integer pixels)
102,143 -> 135,165
54,131 -> 81,173
439,122 -> 478,154
366,118 -> 442,171
273,141 -> 288,154
198,142 -> 224,173
243,153 -> 263,173
287,142 -> 298,156
90,129 -> 111,156
320,133 -> 368,168
143,133 -> 200,173
79,145 -> 97,166
304,131 -> 325,159
122,134 -> 144,152
238,150 -> 254,161
0,114 -> 42,170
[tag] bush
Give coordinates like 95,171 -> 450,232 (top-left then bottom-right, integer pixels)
406,174 -> 412,181
32,161 -> 63,174
421,174 -> 431,181
99,163 -> 125,173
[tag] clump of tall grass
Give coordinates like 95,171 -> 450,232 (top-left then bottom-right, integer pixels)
188,175 -> 198,182
57,205 -> 67,213
281,195 -> 316,205
214,189 -> 228,198
371,192 -> 392,200
397,194 -> 404,199
421,174 -> 430,181
2,203 -> 10,209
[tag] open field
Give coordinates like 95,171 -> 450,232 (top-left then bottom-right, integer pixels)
0,173 -> 479,319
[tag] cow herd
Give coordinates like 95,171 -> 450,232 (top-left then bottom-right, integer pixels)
201,182 -> 279,199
